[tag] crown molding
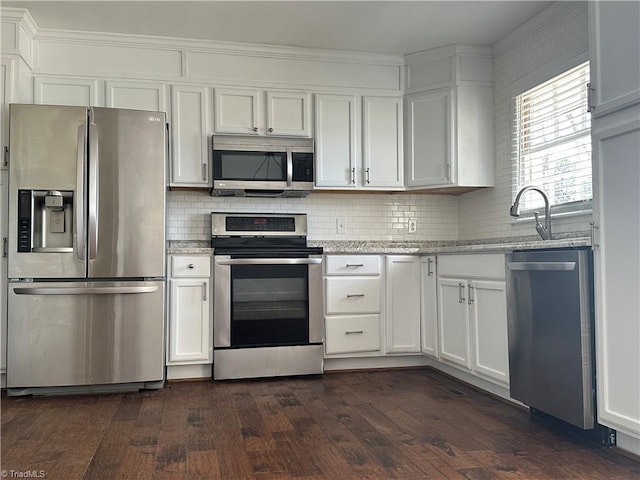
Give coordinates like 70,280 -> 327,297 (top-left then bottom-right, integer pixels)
0,7 -> 38,37
33,26 -> 404,68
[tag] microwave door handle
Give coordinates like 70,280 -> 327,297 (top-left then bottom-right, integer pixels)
88,111 -> 99,260
286,148 -> 293,187
75,123 -> 87,262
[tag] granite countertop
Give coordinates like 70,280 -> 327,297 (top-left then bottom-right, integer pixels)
314,233 -> 591,255
167,233 -> 591,256
166,240 -> 213,254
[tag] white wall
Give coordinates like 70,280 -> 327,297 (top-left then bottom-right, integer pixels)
459,2 -> 592,240
167,190 -> 459,242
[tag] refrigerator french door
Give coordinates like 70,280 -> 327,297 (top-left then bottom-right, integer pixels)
7,104 -> 167,392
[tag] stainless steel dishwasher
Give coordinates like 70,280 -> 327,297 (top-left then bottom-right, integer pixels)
506,248 -> 596,430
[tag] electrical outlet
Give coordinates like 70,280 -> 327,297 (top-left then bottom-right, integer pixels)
408,218 -> 417,234
336,218 -> 347,234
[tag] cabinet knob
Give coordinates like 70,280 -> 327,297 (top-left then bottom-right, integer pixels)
268,127 -> 273,132
188,263 -> 195,269
253,127 -> 259,132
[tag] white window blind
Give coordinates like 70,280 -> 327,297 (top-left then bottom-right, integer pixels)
513,61 -> 592,213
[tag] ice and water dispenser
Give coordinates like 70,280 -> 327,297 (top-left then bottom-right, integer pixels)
17,189 -> 74,252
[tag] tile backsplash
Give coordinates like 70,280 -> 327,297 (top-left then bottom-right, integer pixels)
167,190 -> 459,241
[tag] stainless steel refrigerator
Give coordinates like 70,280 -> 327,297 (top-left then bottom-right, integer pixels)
7,104 -> 167,394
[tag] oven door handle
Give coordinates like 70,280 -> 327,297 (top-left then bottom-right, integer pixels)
215,258 -> 322,266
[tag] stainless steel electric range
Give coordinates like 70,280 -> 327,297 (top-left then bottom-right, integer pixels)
211,212 -> 324,380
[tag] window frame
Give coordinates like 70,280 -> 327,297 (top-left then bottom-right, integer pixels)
510,53 -> 592,220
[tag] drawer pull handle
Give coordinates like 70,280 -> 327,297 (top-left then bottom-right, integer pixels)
188,264 -> 195,269
346,293 -> 365,298
345,330 -> 364,335
345,263 -> 364,268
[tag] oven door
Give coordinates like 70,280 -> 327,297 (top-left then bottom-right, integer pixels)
213,255 -> 323,348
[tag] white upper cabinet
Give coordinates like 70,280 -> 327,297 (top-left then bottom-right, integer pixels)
405,89 -> 452,186
214,87 -> 259,135
170,84 -> 211,187
1,56 -> 15,170
105,80 -> 168,112
214,88 -> 311,136
589,1 -> 640,116
362,96 -> 403,188
314,93 -> 358,187
315,94 -> 404,189
266,90 -> 311,136
33,76 -> 103,107
404,45 -> 494,190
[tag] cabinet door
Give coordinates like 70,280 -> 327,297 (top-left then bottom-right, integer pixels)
421,256 -> 438,358
438,277 -> 470,368
170,85 -> 211,186
168,278 -> 211,364
592,121 -> 640,437
1,170 -> 7,375
405,89 -> 453,187
386,256 -> 421,354
1,57 -> 15,169
469,280 -> 509,384
363,96 -> 403,188
589,2 -> 640,116
34,76 -> 103,107
266,91 -> 311,136
214,87 -> 260,134
314,94 -> 357,187
106,80 -> 168,112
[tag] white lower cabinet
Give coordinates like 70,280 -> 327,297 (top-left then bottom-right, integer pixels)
420,256 -> 438,358
324,254 -> 422,358
436,254 -> 509,386
468,280 -> 509,384
324,255 -> 382,356
167,255 -> 212,365
385,255 -> 421,354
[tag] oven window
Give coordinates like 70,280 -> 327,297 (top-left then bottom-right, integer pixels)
230,263 -> 309,347
214,150 -> 287,181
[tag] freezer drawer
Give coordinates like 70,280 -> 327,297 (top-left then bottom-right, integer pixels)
7,281 -> 165,389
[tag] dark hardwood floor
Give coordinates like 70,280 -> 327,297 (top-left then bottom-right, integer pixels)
1,368 -> 638,479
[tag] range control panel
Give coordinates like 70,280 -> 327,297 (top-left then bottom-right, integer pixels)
211,212 -> 307,238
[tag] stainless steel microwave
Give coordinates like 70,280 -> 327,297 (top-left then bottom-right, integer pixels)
211,135 -> 314,197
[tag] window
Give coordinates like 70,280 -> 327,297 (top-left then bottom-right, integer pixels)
512,61 -> 592,214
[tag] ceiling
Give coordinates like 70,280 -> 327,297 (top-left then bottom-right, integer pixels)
3,1 -> 553,55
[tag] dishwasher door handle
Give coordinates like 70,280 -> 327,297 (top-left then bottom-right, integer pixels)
507,261 -> 576,271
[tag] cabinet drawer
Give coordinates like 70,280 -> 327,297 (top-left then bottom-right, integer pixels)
325,255 -> 381,276
325,277 -> 381,314
438,254 -> 505,279
170,255 -> 211,277
325,315 -> 381,354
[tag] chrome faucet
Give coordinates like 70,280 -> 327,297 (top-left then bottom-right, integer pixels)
510,186 -> 553,240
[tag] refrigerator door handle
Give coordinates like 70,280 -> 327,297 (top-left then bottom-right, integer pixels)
13,285 -> 159,295
88,112 -> 99,260
76,123 -> 86,262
